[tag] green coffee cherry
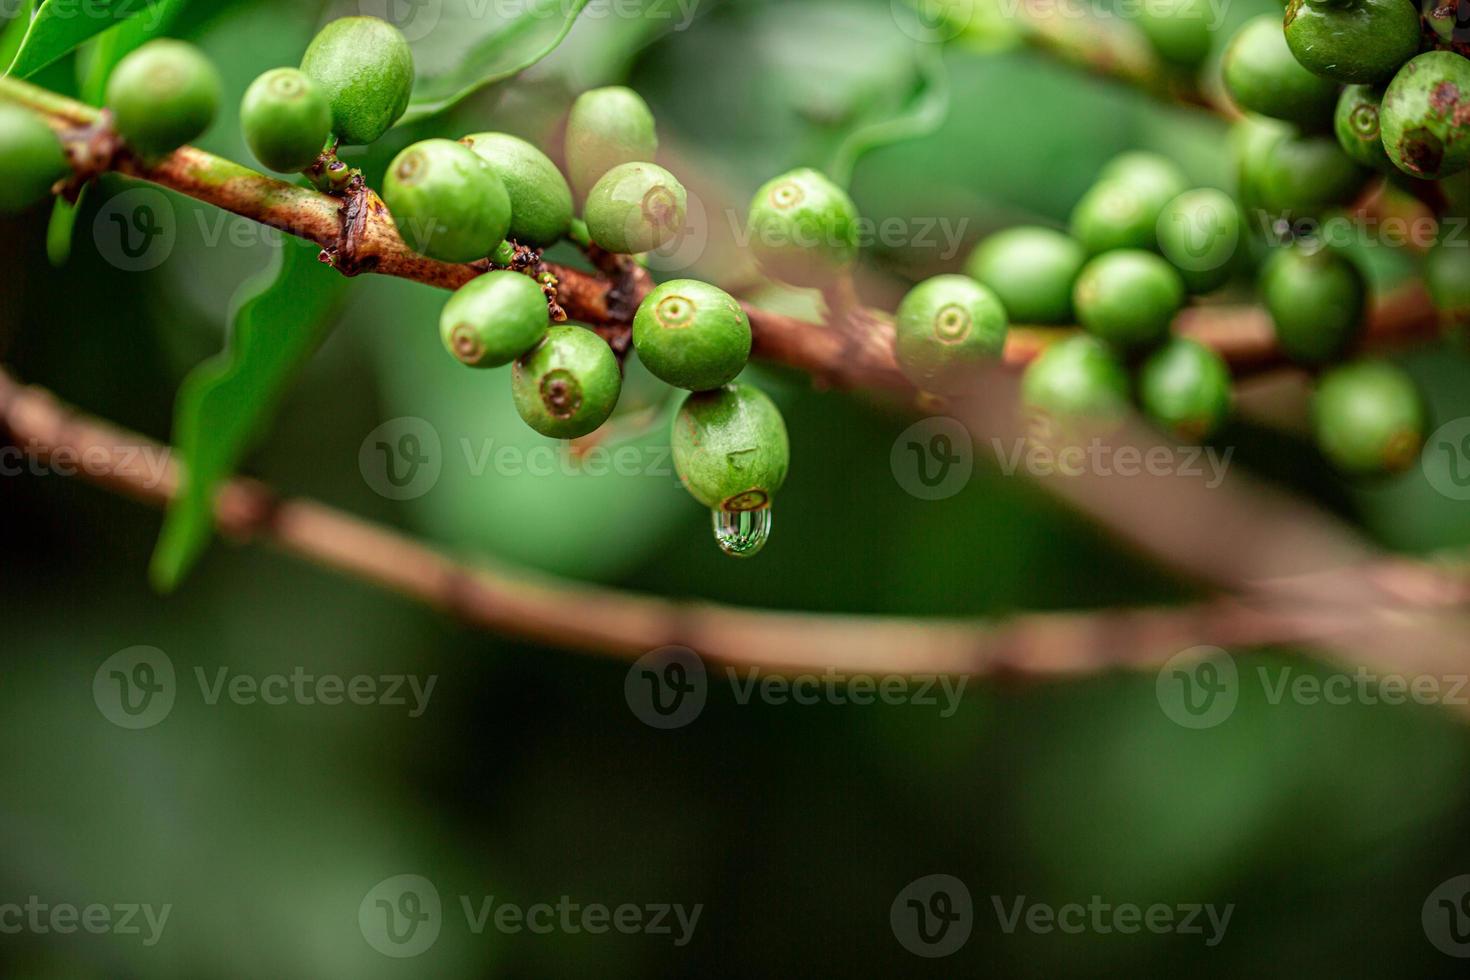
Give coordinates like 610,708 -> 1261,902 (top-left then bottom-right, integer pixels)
965,226 -> 1084,324
565,86 -> 658,200
383,139 -> 511,263
1099,152 -> 1191,200
300,16 -> 414,146
461,132 -> 573,247
1312,360 -> 1426,473
1425,237 -> 1470,327
1255,132 -> 1369,215
106,39 -> 221,160
1139,337 -> 1234,441
439,271 -> 549,369
0,104 -> 68,213
1222,15 -> 1340,127
672,381 -> 789,513
1334,85 -> 1393,171
633,279 -> 751,391
892,274 -> 1009,394
1070,155 -> 1187,255
1380,52 -> 1470,179
1074,250 -> 1186,352
747,168 -> 860,288
1135,0 -> 1215,68
511,325 -> 622,439
1284,0 -> 1422,85
1021,335 -> 1131,430
240,68 -> 331,174
1156,189 -> 1242,294
1232,114 -> 1293,207
1261,243 -> 1366,364
583,162 -> 687,255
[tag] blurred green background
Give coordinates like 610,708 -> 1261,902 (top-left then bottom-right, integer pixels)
4,0 -> 1470,975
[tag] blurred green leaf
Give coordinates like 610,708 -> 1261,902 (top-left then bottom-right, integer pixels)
828,42 -> 949,188
6,0 -> 172,78
0,0 -> 37,72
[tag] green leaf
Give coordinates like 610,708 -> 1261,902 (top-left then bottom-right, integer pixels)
45,188 -> 84,266
0,0 -> 38,73
7,0 -> 177,78
398,0 -> 590,124
150,236 -> 348,590
827,43 -> 950,189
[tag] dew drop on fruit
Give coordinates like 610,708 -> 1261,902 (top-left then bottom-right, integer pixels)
712,509 -> 771,558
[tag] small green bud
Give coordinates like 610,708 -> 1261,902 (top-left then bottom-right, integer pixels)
583,162 -> 687,254
892,274 -> 1009,393
1380,52 -> 1470,180
439,271 -> 549,368
1074,250 -> 1186,352
300,16 -> 414,146
1312,360 -> 1426,474
633,279 -> 751,391
746,168 -> 860,288
564,86 -> 658,200
672,381 -> 789,512
461,132 -> 574,247
1284,0 -> 1421,85
1222,15 -> 1340,127
240,68 -> 331,174
1156,189 -> 1243,295
511,325 -> 622,439
1260,243 -> 1366,364
0,104 -> 68,213
1334,85 -> 1393,171
1021,335 -> 1131,430
1138,337 -> 1234,441
383,138 -> 511,263
106,39 -> 221,160
965,226 -> 1085,325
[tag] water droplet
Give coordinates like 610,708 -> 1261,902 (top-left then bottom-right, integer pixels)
712,508 -> 771,558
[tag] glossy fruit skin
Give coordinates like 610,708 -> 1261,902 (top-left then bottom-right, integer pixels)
1334,85 -> 1393,170
1073,250 -> 1186,352
583,162 -> 686,255
1139,338 -> 1234,440
511,325 -> 622,439
1312,360 -> 1426,473
1156,189 -> 1242,294
383,139 -> 511,263
1380,51 -> 1470,179
747,168 -> 860,288
892,275 -> 1009,393
106,40 -> 221,159
1284,0 -> 1422,85
565,86 -> 658,200
671,382 -> 789,512
1070,154 -> 1188,255
1021,335 -> 1131,429
633,279 -> 751,391
1425,237 -> 1470,327
1254,132 -> 1369,215
439,271 -> 549,368
0,104 -> 68,212
240,68 -> 331,173
1233,114 -> 1294,206
1261,244 -> 1366,363
1223,15 -> 1340,127
460,132 -> 573,247
300,16 -> 414,146
1136,0 -> 1215,68
966,227 -> 1084,324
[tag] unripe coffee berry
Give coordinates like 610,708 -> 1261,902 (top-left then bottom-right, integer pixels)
240,68 -> 331,173
747,168 -> 860,288
383,138 -> 511,263
1261,243 -> 1366,364
583,162 -> 687,254
1425,237 -> 1470,328
672,381 -> 789,513
1135,0 -> 1214,68
1254,132 -> 1368,216
1100,152 -> 1191,201
1312,360 -> 1426,474
1070,154 -> 1187,255
106,39 -> 221,160
512,325 -> 622,439
1222,15 -> 1339,127
460,132 -> 573,247
965,226 -> 1084,324
1334,85 -> 1393,171
633,279 -> 751,391
1021,335 -> 1131,430
564,86 -> 658,200
439,271 -> 549,369
1139,337 -> 1233,441
1156,189 -> 1242,294
893,274 -> 1009,394
0,104 -> 68,213
1380,52 -> 1470,179
300,16 -> 414,146
1074,250 -> 1186,352
1284,0 -> 1421,84
1232,114 -> 1292,207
